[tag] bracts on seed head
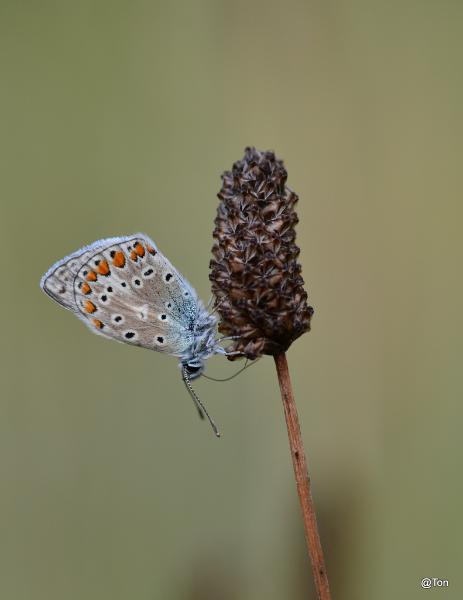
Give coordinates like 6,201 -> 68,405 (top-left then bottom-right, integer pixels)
210,147 -> 314,360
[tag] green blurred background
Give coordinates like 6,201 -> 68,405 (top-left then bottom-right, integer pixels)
1,1 -> 461,598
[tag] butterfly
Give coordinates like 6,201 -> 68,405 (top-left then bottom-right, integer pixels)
40,233 -> 235,436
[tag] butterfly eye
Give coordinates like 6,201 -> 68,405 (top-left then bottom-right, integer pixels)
160,314 -> 167,321
165,273 -> 173,282
132,277 -> 143,288
185,363 -> 202,375
113,314 -> 124,324
124,331 -> 137,340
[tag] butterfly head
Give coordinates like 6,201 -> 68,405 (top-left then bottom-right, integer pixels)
177,307 -> 222,380
182,359 -> 205,380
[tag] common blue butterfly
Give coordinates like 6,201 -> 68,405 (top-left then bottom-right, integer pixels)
40,233 -> 233,436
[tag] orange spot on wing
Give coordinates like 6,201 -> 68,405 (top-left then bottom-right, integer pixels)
81,282 -> 91,295
112,251 -> 125,268
130,250 -> 138,261
92,318 -> 104,329
97,260 -> 110,275
86,271 -> 98,282
84,300 -> 97,313
147,244 -> 157,255
134,242 -> 145,257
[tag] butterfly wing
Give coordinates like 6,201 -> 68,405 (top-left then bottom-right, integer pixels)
40,234 -> 201,356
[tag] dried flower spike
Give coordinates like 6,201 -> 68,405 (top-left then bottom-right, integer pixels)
210,146 -> 314,359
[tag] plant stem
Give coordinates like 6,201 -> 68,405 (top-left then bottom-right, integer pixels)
274,352 -> 332,600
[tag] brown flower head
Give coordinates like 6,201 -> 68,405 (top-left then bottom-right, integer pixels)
210,147 -> 314,360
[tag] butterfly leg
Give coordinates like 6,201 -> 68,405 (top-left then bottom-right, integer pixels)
224,350 -> 246,357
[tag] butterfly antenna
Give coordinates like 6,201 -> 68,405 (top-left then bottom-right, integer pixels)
182,368 -> 221,438
209,295 -> 227,316
181,370 -> 205,421
203,358 -> 260,382
205,295 -> 215,310
190,395 -> 205,421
